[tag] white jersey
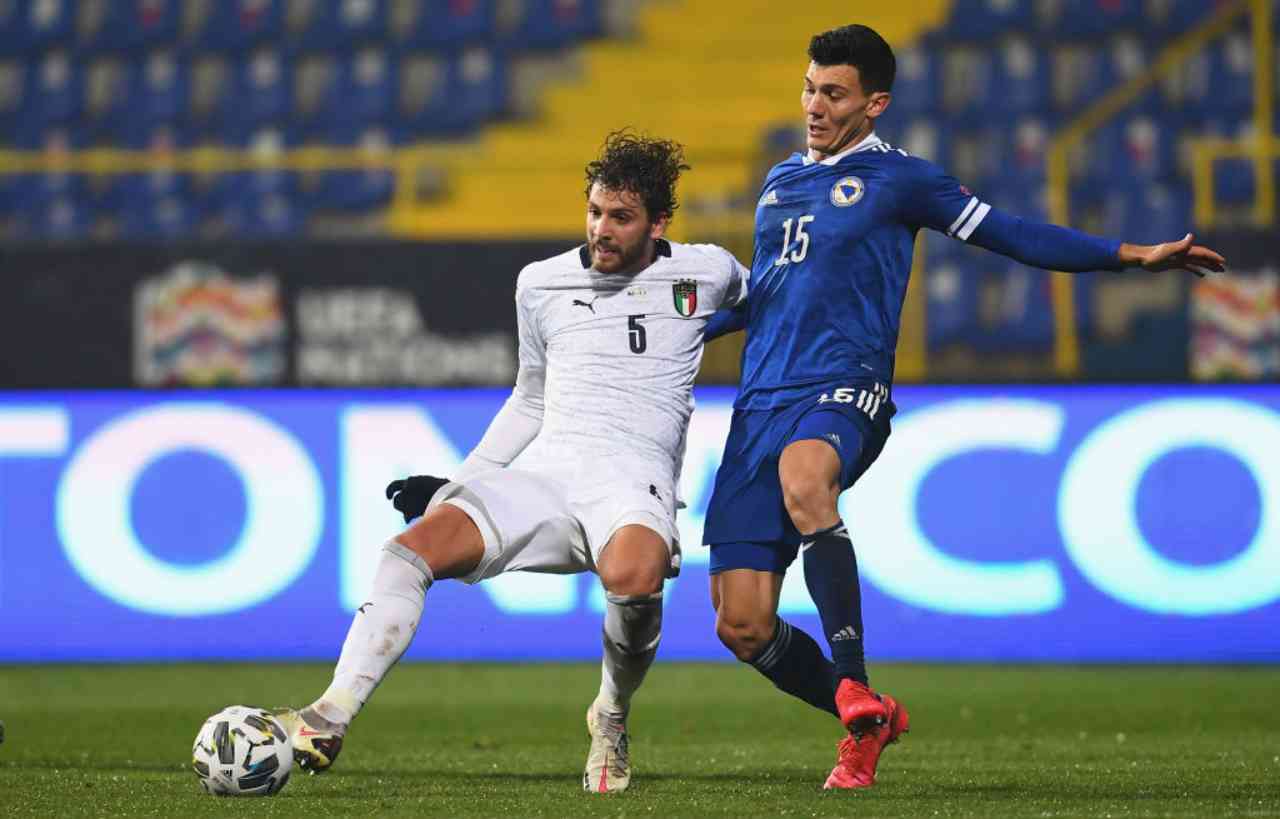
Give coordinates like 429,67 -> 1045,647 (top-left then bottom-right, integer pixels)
457,239 -> 749,494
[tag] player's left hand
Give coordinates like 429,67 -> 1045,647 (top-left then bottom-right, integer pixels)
1120,233 -> 1226,277
385,475 -> 450,523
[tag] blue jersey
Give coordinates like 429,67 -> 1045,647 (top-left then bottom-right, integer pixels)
724,135 -> 1122,410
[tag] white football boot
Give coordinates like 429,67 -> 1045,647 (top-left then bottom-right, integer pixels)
583,697 -> 631,793
270,707 -> 345,773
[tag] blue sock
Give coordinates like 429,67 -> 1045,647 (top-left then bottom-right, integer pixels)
802,521 -> 869,685
748,618 -> 838,718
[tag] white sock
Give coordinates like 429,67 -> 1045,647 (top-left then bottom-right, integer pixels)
597,591 -> 663,718
312,540 -> 433,727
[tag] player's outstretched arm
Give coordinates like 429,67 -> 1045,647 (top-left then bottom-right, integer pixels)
1117,233 -> 1226,277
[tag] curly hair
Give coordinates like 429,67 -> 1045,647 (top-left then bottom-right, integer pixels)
808,24 -> 896,94
583,130 -> 690,220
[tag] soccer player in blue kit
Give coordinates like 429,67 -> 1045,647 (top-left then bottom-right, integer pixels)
702,24 -> 1226,789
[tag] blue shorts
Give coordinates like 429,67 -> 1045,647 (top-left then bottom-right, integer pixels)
704,381 -> 893,575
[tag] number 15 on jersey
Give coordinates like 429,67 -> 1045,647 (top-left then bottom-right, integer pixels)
777,215 -> 815,264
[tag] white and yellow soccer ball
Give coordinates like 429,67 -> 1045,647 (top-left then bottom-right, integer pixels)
191,706 -> 293,796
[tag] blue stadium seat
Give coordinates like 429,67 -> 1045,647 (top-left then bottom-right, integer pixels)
1144,0 -> 1213,37
313,125 -> 395,210
29,195 -> 95,240
324,47 -> 395,127
881,115 -> 952,167
115,51 -> 191,139
391,0 -> 495,48
82,0 -> 183,52
218,48 -> 294,135
394,48 -> 505,138
924,242 -> 982,350
219,190 -> 308,237
22,51 -> 83,127
0,59 -> 27,141
99,124 -> 192,214
888,43 -> 939,118
1052,0 -> 1143,39
941,0 -> 1031,40
292,0 -> 389,51
1201,30 -> 1255,117
1053,36 -> 1150,115
975,263 -> 1056,353
0,3 -> 23,55
119,192 -> 201,239
939,46 -> 992,125
205,126 -> 300,210
21,0 -> 76,51
499,0 -> 601,50
990,37 -> 1050,117
1099,184 -> 1192,245
1075,114 -> 1177,188
189,0 -> 286,51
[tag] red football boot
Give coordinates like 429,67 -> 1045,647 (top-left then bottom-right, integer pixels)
834,678 -> 888,734
823,691 -> 910,790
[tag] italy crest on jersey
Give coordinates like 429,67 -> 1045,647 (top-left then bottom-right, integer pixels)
830,176 -> 865,207
673,279 -> 697,316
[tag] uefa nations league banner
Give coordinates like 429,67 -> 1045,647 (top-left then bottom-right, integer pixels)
0,241 -> 575,389
1,385 -> 1277,663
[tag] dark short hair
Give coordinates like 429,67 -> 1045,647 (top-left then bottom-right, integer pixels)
584,130 -> 690,220
808,24 -> 896,94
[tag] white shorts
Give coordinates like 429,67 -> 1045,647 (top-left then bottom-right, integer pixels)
429,467 -> 682,585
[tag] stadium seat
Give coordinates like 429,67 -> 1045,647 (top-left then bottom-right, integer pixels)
312,125 -> 395,210
990,37 -> 1050,118
217,48 -> 294,135
880,115 -> 952,167
940,0 -> 1031,40
28,195 -> 95,240
1201,30 -> 1255,117
82,0 -> 183,52
923,238 -> 982,350
290,0 -> 389,51
325,47 -> 396,127
0,59 -> 26,142
1053,36 -> 1149,115
887,43 -> 939,118
204,126 -> 301,221
22,50 -> 83,128
119,192 -> 202,238
939,46 -> 991,125
99,124 -> 192,214
20,0 -> 76,52
1052,0 -> 1143,39
498,0 -> 601,50
219,190 -> 308,237
394,48 -> 506,138
187,0 -> 287,51
1144,0 -> 1215,38
0,3 -> 23,55
118,51 -> 192,139
390,0 -> 495,48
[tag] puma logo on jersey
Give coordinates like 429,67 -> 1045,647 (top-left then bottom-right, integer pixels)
572,297 -> 598,313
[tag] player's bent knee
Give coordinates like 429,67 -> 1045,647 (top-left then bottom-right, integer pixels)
715,615 -> 774,663
598,560 -> 664,597
393,503 -> 485,580
781,476 -> 838,535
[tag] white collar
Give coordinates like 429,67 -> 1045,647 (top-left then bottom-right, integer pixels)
803,132 -> 883,166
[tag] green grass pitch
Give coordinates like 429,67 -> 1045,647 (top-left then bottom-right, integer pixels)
1,663 -> 1278,817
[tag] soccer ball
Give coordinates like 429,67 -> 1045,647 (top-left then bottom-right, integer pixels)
191,706 -> 293,796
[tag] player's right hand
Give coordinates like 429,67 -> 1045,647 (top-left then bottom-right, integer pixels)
384,475 -> 450,523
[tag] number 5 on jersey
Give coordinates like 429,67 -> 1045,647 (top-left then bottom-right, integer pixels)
628,314 -> 647,354
777,215 -> 815,264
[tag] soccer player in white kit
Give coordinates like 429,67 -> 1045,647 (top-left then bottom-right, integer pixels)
272,132 -> 749,793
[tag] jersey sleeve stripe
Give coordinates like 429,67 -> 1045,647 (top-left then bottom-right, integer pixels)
947,197 -> 980,236
956,202 -> 991,241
